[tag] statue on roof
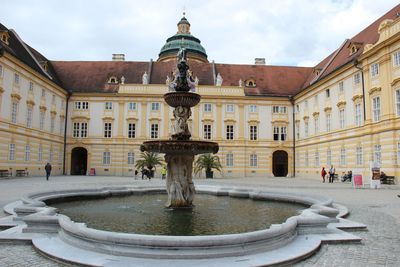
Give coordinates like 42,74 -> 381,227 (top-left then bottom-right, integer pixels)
216,73 -> 223,86
142,72 -> 149,85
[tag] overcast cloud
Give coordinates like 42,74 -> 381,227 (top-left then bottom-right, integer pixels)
1,0 -> 399,66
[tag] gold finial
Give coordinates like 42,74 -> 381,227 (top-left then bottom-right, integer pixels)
183,6 -> 186,17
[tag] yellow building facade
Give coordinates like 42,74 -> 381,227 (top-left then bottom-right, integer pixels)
0,5 -> 399,181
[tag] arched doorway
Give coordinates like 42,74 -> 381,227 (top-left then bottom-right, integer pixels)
71,147 -> 87,175
272,150 -> 288,177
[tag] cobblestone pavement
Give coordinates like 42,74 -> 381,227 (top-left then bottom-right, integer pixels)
0,175 -> 399,266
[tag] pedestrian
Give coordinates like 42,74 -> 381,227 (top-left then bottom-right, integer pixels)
141,168 -> 145,180
134,169 -> 138,180
161,166 -> 167,180
321,167 -> 326,183
45,162 -> 52,181
329,165 -> 335,183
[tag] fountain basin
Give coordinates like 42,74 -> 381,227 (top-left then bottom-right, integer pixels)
164,92 -> 201,108
141,140 -> 219,155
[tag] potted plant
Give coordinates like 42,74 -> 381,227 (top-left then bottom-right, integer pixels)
135,152 -> 164,178
194,154 -> 222,179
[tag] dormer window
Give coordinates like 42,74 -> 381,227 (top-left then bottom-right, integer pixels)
245,79 -> 256,87
313,68 -> 322,76
40,61 -> 48,72
348,42 -> 363,56
108,76 -> 118,84
0,30 -> 10,45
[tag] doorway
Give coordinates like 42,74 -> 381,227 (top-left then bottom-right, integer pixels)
272,150 -> 288,177
71,147 -> 87,175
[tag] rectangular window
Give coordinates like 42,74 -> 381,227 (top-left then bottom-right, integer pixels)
314,117 -> 319,134
38,145 -> 43,162
14,73 -> 20,85
250,154 -> 257,167
50,117 -> 55,133
30,110 -> 41,130
41,89 -> 46,97
250,125 -> 257,140
226,153 -> 233,167
397,142 -> 400,165
226,125 -> 234,140
304,100 -> 308,110
26,107 -> 33,128
52,95 -> 56,104
296,105 -> 299,113
9,144 -> 15,160
128,102 -> 137,111
339,109 -> 345,129
396,90 -> 400,116
273,106 -> 280,113
226,104 -> 234,113
296,124 -> 300,139
103,151 -> 111,165
80,122 -> 88,138
204,124 -> 212,140
49,148 -> 53,163
374,144 -> 381,165
60,118 -> 64,135
151,102 -> 160,111
373,96 -> 381,122
305,151 -> 309,167
204,103 -> 212,112
326,113 -> 331,132
29,82 -> 34,92
73,122 -> 80,138
25,145 -> 30,161
314,151 -> 319,167
273,127 -> 279,141
370,63 -> 379,77
326,89 -> 330,98
280,106 -> 287,113
281,126 -> 287,141
304,121 -> 309,137
0,64 -> 3,77
393,51 -> 400,67
128,123 -> 136,138
105,102 -> 113,110
151,124 -> 159,139
104,122 -> 112,138
127,152 -> 135,165
356,146 -> 363,165
338,81 -> 344,93
11,102 -> 18,123
354,72 -> 361,85
340,148 -> 346,166
75,101 -> 81,110
327,149 -> 331,166
355,103 -> 362,126
249,105 -> 257,113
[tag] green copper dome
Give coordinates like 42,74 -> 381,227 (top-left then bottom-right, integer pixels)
158,16 -> 208,62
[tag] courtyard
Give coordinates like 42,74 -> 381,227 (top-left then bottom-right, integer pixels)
0,175 -> 399,266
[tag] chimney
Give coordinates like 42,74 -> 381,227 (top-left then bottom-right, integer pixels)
254,58 -> 266,65
112,54 -> 125,61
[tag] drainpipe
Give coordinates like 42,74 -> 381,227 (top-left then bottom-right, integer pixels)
354,60 -> 366,121
290,96 -> 296,177
63,91 -> 71,175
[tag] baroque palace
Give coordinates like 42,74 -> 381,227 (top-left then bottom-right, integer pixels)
0,5 -> 400,181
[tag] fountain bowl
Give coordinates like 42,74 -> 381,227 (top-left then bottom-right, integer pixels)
164,92 -> 201,108
141,140 -> 219,155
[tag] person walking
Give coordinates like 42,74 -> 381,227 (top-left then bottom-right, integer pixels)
161,166 -> 167,180
45,162 -> 52,181
321,167 -> 326,183
329,165 -> 335,183
134,169 -> 138,180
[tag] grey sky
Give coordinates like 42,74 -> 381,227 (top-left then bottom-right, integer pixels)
1,0 -> 399,66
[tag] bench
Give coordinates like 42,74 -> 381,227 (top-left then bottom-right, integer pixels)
381,176 -> 395,185
0,170 -> 11,177
15,170 -> 28,177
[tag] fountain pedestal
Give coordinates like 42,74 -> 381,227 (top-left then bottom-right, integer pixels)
141,50 -> 218,208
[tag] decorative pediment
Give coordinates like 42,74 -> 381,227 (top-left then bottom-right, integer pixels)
10,93 -> 21,101
247,119 -> 260,124
39,105 -> 47,111
224,118 -> 236,123
50,109 -> 57,115
303,115 -> 309,121
271,119 -> 289,124
368,86 -> 381,95
0,30 -> 10,45
336,100 -> 346,108
378,19 -> 394,33
201,118 -> 214,122
102,116 -> 115,121
352,94 -> 363,102
26,99 -> 35,106
0,86 -> 4,93
324,106 -> 332,113
295,119 -> 300,124
312,111 -> 320,117
391,77 -> 400,87
71,115 -> 90,120
126,117 -> 138,122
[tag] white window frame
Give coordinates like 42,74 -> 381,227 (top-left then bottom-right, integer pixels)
396,89 -> 400,117
14,73 -> 20,85
340,148 -> 346,166
38,145 -> 43,162
26,107 -> 33,128
9,144 -> 15,161
203,124 -> 212,140
150,123 -> 159,139
226,125 -> 234,140
50,116 -> 55,133
151,102 -> 160,111
204,103 -> 212,112
397,142 -> 400,165
103,151 -> 111,165
304,121 -> 309,137
326,113 -> 331,132
25,145 -> 30,161
338,81 -> 344,93
354,72 -> 361,85
250,154 -> 257,167
250,125 -> 257,141
355,103 -> 362,126
314,117 -> 319,134
374,144 -> 382,165
128,123 -> 136,138
249,105 -> 257,113
60,118 -> 64,135
305,151 -> 309,167
339,109 -> 345,129
127,152 -> 135,165
226,104 -> 234,113
296,123 -> 300,139
372,96 -> 381,122
272,106 -> 280,113
104,122 -> 112,138
128,102 -> 137,111
356,146 -> 363,165
0,64 -> 3,77
73,122 -> 80,138
273,126 -> 279,141
80,122 -> 88,138
226,153 -> 233,167
105,102 -> 113,110
314,151 -> 319,167
39,111 -> 45,130
370,63 -> 379,77
327,149 -> 331,166
393,50 -> 400,67
29,81 -> 34,92
11,102 -> 18,123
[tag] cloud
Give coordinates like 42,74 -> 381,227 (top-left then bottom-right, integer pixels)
0,0 -> 398,66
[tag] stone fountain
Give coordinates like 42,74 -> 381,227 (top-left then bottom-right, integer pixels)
140,48 -> 219,208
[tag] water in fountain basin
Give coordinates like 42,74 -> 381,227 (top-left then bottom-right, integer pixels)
52,194 -> 307,236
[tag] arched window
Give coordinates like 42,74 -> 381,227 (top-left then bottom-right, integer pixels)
245,79 -> 256,87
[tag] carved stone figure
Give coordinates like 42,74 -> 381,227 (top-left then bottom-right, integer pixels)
194,76 -> 199,86
121,76 -> 125,84
172,106 -> 191,140
239,79 -> 243,87
142,72 -> 149,84
216,73 -> 223,86
166,76 -> 170,86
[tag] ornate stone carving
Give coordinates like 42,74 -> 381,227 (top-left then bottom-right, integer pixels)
172,106 -> 191,140
142,72 -> 148,85
216,73 -> 223,86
